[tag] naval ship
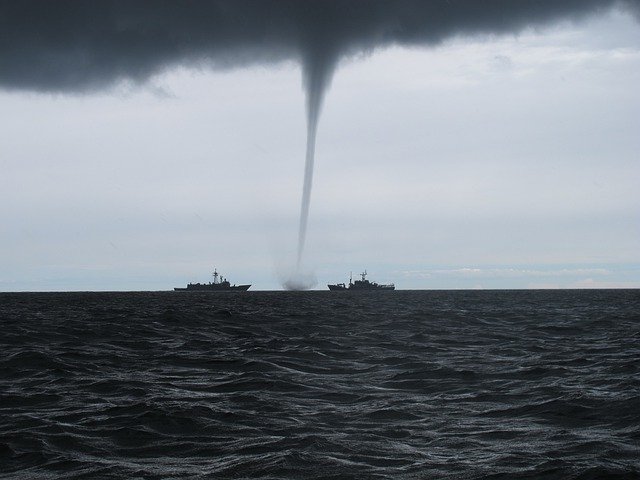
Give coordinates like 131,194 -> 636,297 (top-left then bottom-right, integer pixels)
174,268 -> 251,291
328,271 -> 395,291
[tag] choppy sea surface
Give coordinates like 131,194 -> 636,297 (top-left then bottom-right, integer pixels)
1,290 -> 639,479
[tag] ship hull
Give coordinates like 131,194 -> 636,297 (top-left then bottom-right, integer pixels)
174,284 -> 251,292
349,285 -> 395,291
327,284 -> 394,291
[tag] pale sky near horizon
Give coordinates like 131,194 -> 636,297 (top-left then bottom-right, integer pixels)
1,7 -> 639,291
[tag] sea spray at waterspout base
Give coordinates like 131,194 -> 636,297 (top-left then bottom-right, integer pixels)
282,270 -> 318,291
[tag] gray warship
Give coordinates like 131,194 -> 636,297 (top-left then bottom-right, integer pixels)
174,268 -> 251,291
328,271 -> 395,291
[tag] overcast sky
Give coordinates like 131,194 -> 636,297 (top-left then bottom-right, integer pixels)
1,2 -> 639,290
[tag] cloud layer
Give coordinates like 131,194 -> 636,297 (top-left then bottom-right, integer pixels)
1,0 -> 637,93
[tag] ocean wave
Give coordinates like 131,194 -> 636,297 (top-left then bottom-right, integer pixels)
1,290 -> 639,478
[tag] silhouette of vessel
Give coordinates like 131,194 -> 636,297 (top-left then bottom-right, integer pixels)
174,268 -> 251,291
328,271 -> 395,291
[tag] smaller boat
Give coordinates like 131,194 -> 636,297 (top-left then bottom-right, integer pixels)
174,268 -> 251,291
328,270 -> 395,291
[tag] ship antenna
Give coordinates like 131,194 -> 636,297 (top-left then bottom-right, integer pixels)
361,270 -> 367,281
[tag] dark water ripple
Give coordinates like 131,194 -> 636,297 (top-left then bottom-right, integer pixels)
1,290 -> 639,479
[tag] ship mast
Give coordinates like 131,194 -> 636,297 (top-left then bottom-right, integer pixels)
213,268 -> 219,284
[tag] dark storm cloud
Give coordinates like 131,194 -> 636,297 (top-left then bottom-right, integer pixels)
0,0 -> 637,93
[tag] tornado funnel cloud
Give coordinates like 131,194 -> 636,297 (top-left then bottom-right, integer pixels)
296,54 -> 335,270
296,119 -> 317,269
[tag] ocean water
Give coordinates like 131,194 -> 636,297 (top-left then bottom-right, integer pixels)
1,290 -> 639,479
